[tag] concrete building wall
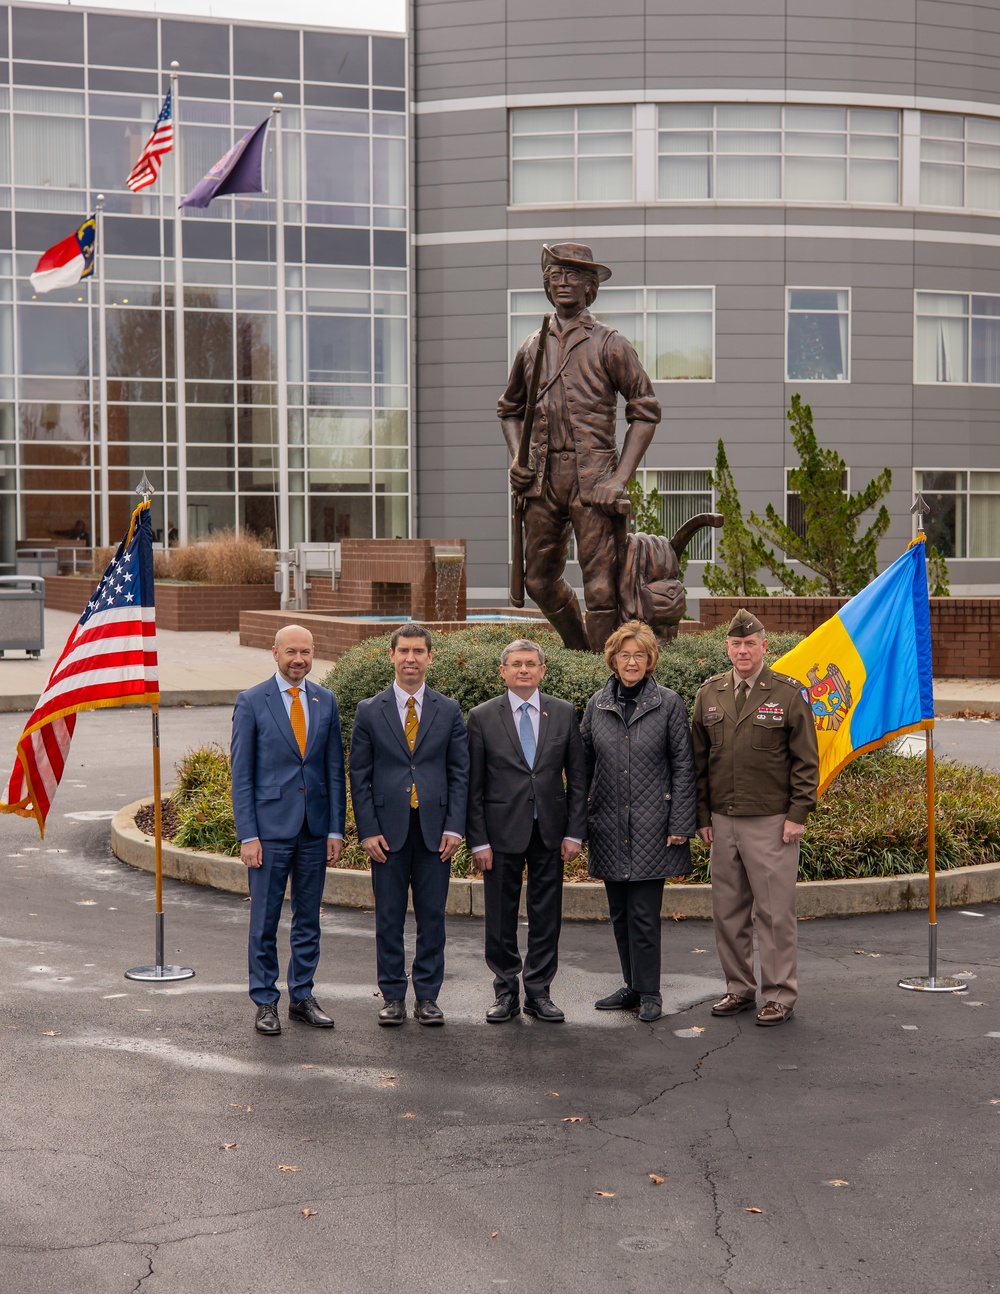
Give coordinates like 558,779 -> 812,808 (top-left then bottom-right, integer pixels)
411,0 -> 1000,600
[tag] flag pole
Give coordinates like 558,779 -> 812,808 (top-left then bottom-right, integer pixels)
271,92 -> 291,609
170,61 -> 189,548
125,475 -> 194,983
95,195 -> 110,547
899,514 -> 966,994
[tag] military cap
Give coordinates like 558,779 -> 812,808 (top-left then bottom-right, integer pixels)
540,242 -> 612,283
726,608 -> 766,638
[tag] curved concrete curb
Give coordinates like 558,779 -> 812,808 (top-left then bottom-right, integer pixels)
111,800 -> 1000,921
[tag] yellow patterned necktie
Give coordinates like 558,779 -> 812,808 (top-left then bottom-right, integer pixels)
289,686 -> 307,756
405,696 -> 419,808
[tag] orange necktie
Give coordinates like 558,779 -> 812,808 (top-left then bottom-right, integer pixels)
405,696 -> 419,808
289,686 -> 307,756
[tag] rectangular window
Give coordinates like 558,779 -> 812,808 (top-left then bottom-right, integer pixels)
920,113 -> 1000,212
915,291 -> 1000,384
915,470 -> 1000,558
510,106 -> 633,204
786,468 -> 848,541
509,286 -> 714,380
636,468 -> 714,558
786,289 -> 850,382
657,105 -> 898,204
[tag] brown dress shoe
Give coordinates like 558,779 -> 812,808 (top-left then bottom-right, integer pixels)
755,1000 -> 794,1027
711,993 -> 756,1017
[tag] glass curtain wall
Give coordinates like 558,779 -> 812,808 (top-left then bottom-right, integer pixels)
0,5 -> 409,574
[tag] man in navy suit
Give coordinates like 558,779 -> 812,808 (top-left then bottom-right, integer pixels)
350,623 -> 469,1026
231,625 -> 346,1036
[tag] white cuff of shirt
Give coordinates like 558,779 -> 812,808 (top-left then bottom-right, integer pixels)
471,843 -> 489,853
328,834 -> 343,841
443,832 -> 462,840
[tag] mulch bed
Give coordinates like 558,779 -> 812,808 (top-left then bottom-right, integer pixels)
133,799 -> 181,840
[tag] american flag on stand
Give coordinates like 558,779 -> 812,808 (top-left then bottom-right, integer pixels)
126,92 -> 173,193
1,501 -> 159,836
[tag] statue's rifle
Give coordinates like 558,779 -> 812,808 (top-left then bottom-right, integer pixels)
509,313 -> 550,608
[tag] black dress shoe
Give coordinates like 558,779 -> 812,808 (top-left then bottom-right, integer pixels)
594,986 -> 640,1011
413,999 -> 445,1026
378,999 -> 407,1026
638,995 -> 662,1023
288,996 -> 334,1028
254,1003 -> 281,1035
486,993 -> 520,1023
523,994 -> 565,1023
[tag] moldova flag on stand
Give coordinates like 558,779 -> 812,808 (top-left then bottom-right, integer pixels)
773,539 -> 934,796
29,216 -> 96,294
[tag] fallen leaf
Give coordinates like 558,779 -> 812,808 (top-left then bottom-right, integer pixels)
989,1099 -> 1000,1105
221,1143 -> 237,1151
853,949 -> 867,955
562,1116 -> 584,1123
300,1064 -> 315,1069
380,1074 -> 397,1081
594,1191 -> 616,1198
689,1025 -> 705,1034
40,1031 -> 60,1036
301,1208 -> 317,1219
670,911 -> 687,921
868,953 -> 881,958
402,1112 -> 415,1119
691,948 -> 706,954
491,1231 -> 498,1239
744,1206 -> 763,1214
545,1091 -> 559,1097
648,1173 -> 665,1185
379,1081 -> 396,1088
278,1164 -> 301,1172
824,1179 -> 849,1187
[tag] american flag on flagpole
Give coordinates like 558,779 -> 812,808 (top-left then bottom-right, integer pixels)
1,501 -> 159,836
126,92 -> 173,193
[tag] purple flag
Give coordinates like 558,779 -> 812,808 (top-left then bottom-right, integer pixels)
180,117 -> 269,209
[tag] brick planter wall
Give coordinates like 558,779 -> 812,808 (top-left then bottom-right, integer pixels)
298,538 -> 467,620
700,596 -> 1000,677
43,576 -> 279,631
240,610 -> 486,660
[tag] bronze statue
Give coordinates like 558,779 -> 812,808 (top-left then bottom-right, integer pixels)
500,243 -> 721,651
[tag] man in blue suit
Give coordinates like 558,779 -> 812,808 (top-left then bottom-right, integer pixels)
350,623 -> 469,1026
231,624 -> 346,1036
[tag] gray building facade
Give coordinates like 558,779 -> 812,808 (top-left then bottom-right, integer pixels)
411,0 -> 1000,600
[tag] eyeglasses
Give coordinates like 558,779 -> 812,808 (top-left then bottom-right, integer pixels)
616,652 -> 648,663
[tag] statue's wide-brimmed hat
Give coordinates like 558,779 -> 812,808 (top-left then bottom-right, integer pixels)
726,608 -> 766,638
541,242 -> 612,283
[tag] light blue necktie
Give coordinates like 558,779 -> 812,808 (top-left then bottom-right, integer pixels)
519,701 -> 538,820
519,701 -> 536,767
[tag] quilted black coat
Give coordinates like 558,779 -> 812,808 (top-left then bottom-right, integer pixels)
580,676 -> 697,882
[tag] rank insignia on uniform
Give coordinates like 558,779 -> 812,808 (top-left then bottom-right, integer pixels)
803,663 -> 852,732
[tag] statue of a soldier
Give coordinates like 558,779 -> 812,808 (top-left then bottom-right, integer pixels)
499,243 -> 661,652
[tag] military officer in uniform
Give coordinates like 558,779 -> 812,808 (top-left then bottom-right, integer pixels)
691,610 -> 819,1026
499,243 -> 661,652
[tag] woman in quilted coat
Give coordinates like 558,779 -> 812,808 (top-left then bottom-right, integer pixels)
581,620 -> 697,1022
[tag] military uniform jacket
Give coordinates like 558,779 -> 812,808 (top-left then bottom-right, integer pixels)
497,310 -> 660,505
691,665 -> 819,827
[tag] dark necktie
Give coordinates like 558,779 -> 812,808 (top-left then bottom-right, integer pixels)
735,680 -> 749,716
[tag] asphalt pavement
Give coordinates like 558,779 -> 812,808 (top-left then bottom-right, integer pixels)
1,707 -> 1000,1293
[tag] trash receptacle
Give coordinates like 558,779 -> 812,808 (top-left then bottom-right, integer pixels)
0,576 -> 45,657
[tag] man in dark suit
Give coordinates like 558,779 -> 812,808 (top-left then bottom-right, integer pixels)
231,625 -> 346,1036
467,639 -> 587,1023
349,623 -> 469,1026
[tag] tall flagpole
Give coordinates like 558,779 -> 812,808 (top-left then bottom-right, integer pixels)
899,509 -> 967,995
272,92 -> 291,609
171,62 -> 189,548
95,195 -> 110,547
126,473 -> 194,983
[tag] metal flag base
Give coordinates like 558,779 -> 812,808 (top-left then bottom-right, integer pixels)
898,923 -> 968,994
125,912 -> 195,982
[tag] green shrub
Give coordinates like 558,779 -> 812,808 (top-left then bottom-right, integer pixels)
161,739 -> 1000,882
321,623 -> 807,742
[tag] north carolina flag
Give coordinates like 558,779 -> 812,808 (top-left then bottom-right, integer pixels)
29,216 -> 96,294
774,540 -> 934,796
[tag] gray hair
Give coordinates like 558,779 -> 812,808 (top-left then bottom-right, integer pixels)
501,638 -> 546,667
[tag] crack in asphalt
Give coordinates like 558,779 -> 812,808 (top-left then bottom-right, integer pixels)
132,1245 -> 156,1293
695,1099 -> 738,1294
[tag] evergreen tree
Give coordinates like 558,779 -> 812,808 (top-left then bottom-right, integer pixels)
749,394 -> 892,597
702,439 -> 772,597
626,476 -> 665,536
